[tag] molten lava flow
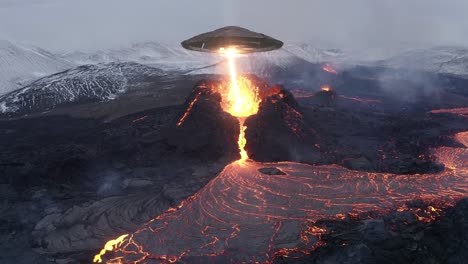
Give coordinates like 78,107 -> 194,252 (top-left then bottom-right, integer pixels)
455,131 -> 468,147
220,48 -> 261,161
176,91 -> 203,127
94,131 -> 468,263
237,118 -> 249,161
93,234 -> 129,263
322,63 -> 338,74
430,107 -> 468,118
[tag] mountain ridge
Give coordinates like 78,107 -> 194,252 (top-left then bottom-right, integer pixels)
0,39 -> 75,95
0,62 -> 166,116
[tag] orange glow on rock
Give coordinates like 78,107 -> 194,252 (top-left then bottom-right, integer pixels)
320,85 -> 332,92
322,63 -> 338,74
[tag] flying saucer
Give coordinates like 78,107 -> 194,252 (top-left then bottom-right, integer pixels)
181,26 -> 283,54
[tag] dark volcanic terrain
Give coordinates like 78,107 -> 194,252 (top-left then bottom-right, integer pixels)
0,62 -> 467,263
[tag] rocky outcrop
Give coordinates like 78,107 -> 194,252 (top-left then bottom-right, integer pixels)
166,80 -> 240,161
245,85 -> 320,163
276,198 -> 468,264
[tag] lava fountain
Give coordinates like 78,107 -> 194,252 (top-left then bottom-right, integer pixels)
220,48 -> 261,161
177,25 -> 282,161
174,48 -> 261,161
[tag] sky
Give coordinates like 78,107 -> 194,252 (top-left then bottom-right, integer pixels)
0,0 -> 467,52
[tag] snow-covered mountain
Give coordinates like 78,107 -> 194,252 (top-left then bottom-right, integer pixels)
2,39 -> 468,118
282,43 -> 347,62
183,44 -> 347,78
61,42 -> 220,72
62,42 -> 203,64
0,62 -> 165,116
61,42 -> 348,73
379,46 -> 468,77
61,42 -> 468,78
0,39 -> 75,95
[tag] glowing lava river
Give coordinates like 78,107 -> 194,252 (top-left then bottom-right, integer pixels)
93,129 -> 468,263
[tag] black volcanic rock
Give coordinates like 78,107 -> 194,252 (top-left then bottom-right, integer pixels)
0,104 -> 233,263
258,167 -> 286,175
310,87 -> 338,107
243,83 -> 461,175
276,199 -> 468,264
343,156 -> 374,171
0,70 -> 466,263
245,86 -> 320,163
166,81 -> 240,161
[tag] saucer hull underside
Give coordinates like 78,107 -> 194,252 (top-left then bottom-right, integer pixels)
181,26 -> 283,54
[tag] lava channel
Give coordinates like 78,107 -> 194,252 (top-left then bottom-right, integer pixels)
95,131 -> 468,263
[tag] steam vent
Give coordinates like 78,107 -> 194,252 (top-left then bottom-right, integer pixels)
181,26 -> 284,54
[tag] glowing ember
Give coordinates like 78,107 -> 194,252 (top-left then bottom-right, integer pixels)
320,85 -> 332,92
290,87 -> 383,105
132,115 -> 148,123
322,64 -> 338,74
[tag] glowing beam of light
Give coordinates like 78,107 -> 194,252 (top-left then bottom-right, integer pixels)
225,49 -> 248,162
228,58 -> 241,114
225,48 -> 244,117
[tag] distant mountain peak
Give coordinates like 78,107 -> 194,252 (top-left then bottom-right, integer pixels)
0,62 -> 166,116
0,38 -> 74,95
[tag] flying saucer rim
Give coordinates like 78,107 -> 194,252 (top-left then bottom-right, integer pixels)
181,26 -> 283,54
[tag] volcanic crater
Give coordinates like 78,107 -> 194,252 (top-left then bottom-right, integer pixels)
169,76 -> 448,175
